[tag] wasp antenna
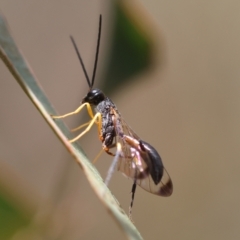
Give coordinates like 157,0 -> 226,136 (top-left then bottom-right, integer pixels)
91,14 -> 102,88
70,35 -> 91,89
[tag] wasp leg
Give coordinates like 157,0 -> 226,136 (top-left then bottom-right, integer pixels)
71,120 -> 92,132
69,112 -> 101,143
104,144 -> 116,157
52,102 -> 94,119
129,180 -> 137,222
92,148 -> 104,164
105,150 -> 115,156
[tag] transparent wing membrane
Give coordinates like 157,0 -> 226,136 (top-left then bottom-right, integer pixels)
113,112 -> 173,197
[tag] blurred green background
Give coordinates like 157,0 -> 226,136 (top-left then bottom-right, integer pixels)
1,0 -> 240,239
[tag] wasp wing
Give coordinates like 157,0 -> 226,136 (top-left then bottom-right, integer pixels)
114,115 -> 173,197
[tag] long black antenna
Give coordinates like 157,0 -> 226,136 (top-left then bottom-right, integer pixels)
70,15 -> 102,89
70,36 -> 91,88
91,14 -> 102,88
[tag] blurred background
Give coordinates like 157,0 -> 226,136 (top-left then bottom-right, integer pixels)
1,0 -> 240,239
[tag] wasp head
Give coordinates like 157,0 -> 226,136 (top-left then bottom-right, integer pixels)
82,89 -> 106,105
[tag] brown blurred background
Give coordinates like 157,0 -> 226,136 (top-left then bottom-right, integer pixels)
1,0 -> 240,239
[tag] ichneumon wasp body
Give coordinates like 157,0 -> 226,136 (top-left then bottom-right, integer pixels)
52,15 -> 173,219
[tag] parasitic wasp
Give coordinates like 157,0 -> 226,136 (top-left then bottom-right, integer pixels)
52,15 -> 173,219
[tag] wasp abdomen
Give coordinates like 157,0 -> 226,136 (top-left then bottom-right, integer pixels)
139,140 -> 164,185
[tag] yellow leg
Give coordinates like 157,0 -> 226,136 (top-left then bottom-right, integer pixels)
71,121 -> 92,132
69,112 -> 102,143
52,102 -> 94,119
92,148 -> 104,164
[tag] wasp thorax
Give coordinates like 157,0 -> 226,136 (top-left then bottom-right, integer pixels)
82,89 -> 106,105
